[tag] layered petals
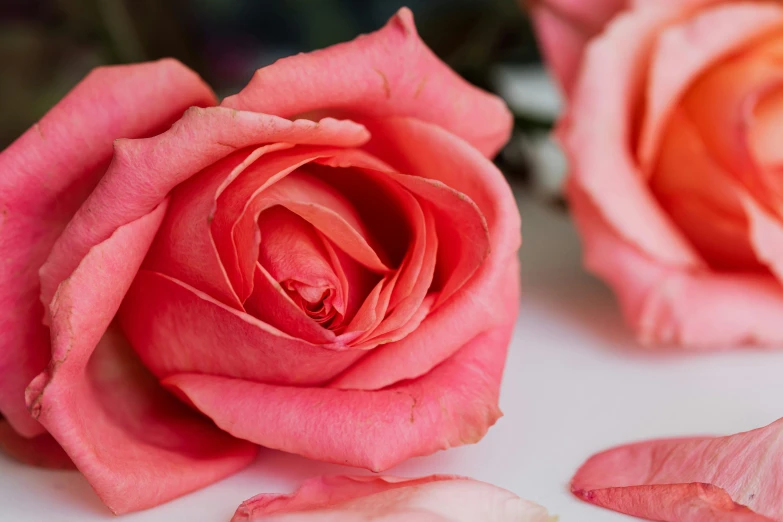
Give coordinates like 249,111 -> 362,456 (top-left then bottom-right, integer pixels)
232,475 -> 553,522
530,0 -> 628,94
562,4 -> 703,270
119,270 -> 365,385
639,3 -> 783,171
332,118 -> 520,389
164,303 -> 516,471
569,182 -> 783,347
39,110 -> 369,309
221,8 -> 512,158
25,202 -> 257,514
0,59 -> 214,437
572,418 -> 783,521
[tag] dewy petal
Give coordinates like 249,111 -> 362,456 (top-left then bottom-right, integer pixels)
164,309 -> 516,472
571,418 -> 783,521
221,8 -> 511,158
562,5 -> 703,269
638,3 -> 783,172
0,418 -> 73,469
232,475 -> 553,522
39,110 -> 369,309
0,59 -> 214,437
330,118 -> 520,390
569,181 -> 783,348
530,0 -> 628,95
25,202 -> 257,514
119,271 -> 366,386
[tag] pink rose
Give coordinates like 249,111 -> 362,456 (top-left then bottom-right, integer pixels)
529,0 -> 628,94
539,0 -> 783,347
232,475 -> 553,522
0,8 -> 519,514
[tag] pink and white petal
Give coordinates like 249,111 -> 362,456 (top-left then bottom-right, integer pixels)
638,3 -> 783,171
0,59 -> 214,437
0,418 -> 73,469
530,0 -> 628,95
165,312 -> 515,472
221,8 -> 511,158
39,111 -> 369,308
25,202 -> 257,514
119,271 -> 365,386
572,418 -> 783,520
563,6 -> 703,269
570,182 -> 783,348
233,475 -> 553,522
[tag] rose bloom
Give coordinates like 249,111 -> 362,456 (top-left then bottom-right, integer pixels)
232,475 -> 553,522
0,8 -> 520,514
532,0 -> 783,347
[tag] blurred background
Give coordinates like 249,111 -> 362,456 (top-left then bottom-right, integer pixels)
0,0 -> 564,195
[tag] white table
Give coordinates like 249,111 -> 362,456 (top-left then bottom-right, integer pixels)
3,192 -> 783,521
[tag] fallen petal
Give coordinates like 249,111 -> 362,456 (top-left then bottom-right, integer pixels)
232,475 -> 553,522
572,418 -> 783,521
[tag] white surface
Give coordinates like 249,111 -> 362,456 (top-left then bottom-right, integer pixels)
3,193 -> 783,521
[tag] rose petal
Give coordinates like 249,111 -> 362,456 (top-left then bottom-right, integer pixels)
217,149 -> 392,302
741,195 -> 783,285
232,475 -> 553,522
245,263 -> 336,344
25,202 -> 257,514
164,307 -> 515,472
650,109 -> 761,271
569,181 -> 783,347
119,270 -> 367,386
145,144 -> 292,309
257,207 -> 344,316
530,0 -> 628,95
575,483 -> 775,522
0,59 -> 214,437
680,33 -> 783,211
330,118 -> 520,390
638,3 -> 783,172
748,81 -> 783,172
221,8 -> 511,158
562,5 -> 703,269
39,110 -> 369,309
572,418 -> 783,521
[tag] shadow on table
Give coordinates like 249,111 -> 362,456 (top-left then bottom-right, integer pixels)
516,194 -> 636,351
